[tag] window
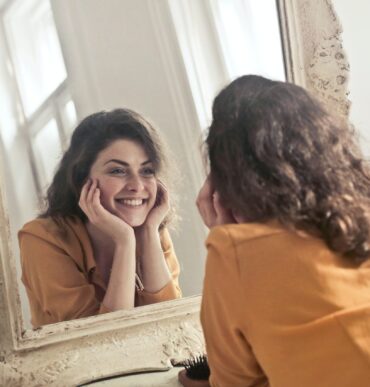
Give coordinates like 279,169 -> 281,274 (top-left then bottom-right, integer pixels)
210,0 -> 285,82
168,0 -> 285,128
1,0 -> 77,194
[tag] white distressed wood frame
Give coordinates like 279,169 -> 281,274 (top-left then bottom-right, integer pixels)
0,1 -> 350,385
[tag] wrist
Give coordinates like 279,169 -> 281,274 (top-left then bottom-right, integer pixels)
112,239 -> 136,263
134,226 -> 161,254
135,223 -> 160,236
112,228 -> 135,246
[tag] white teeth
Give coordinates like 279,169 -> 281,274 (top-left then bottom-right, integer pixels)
120,199 -> 143,206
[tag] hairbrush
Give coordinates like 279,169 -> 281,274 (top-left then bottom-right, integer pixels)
183,355 -> 210,380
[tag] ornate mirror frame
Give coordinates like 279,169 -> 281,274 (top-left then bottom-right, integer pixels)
0,0 -> 350,385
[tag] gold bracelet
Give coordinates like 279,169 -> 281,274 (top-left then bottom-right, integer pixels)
135,273 -> 144,291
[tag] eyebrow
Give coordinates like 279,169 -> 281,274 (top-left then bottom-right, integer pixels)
104,159 -> 152,167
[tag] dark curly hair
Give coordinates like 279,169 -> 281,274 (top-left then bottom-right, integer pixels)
207,75 -> 370,261
40,108 -> 175,228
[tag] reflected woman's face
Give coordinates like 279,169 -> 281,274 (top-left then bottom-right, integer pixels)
89,139 -> 158,227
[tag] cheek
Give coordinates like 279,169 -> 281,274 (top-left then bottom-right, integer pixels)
97,177 -> 120,202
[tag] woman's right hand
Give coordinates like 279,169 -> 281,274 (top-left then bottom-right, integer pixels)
196,176 -> 237,228
80,180 -> 137,311
79,179 -> 134,244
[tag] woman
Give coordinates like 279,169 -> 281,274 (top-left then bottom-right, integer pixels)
19,108 -> 181,328
183,75 -> 370,386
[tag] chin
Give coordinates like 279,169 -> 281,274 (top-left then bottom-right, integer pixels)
115,205 -> 154,228
129,220 -> 146,228
110,205 -> 152,228
120,216 -> 147,228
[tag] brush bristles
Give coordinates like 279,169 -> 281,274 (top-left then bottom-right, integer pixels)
184,355 -> 210,380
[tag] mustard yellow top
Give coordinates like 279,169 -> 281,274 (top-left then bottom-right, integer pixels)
19,217 -> 181,327
201,222 -> 370,387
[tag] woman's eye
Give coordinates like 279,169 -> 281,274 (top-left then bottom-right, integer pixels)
141,167 -> 155,177
109,168 -> 127,175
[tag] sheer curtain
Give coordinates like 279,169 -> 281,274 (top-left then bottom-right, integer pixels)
168,0 -> 285,128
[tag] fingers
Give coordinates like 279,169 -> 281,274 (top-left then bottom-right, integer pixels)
78,179 -> 91,208
213,192 -> 225,216
78,179 -> 90,214
156,179 -> 169,207
196,176 -> 237,227
78,179 -> 134,241
92,185 -> 101,207
200,198 -> 217,228
79,179 -> 102,222
196,176 -> 213,201
213,192 -> 236,225
196,177 -> 217,228
86,179 -> 97,204
141,179 -> 170,229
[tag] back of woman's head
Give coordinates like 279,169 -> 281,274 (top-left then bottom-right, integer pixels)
41,108 -> 171,222
207,74 -> 370,260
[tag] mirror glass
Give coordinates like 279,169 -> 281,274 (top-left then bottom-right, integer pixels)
0,0 -> 285,329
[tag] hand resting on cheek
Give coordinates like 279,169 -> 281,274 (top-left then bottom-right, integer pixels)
137,179 -> 170,231
78,178 -> 135,244
196,176 -> 237,228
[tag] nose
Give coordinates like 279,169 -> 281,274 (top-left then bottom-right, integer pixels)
125,174 -> 145,192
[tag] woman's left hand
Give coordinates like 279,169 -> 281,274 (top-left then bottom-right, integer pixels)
142,180 -> 170,230
196,176 -> 236,228
134,180 -> 172,292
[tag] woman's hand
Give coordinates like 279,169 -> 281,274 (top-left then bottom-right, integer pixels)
80,180 -> 136,311
134,180 -> 172,292
196,176 -> 236,228
140,180 -> 170,230
79,179 -> 134,243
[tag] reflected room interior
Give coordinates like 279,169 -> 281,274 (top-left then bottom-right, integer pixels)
0,0 -> 285,329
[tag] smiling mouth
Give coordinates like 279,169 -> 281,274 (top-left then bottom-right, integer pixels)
115,199 -> 147,207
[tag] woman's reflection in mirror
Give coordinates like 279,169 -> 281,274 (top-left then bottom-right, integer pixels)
181,75 -> 370,386
19,108 -> 181,328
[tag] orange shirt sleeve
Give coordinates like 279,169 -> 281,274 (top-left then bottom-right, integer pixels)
201,226 -> 268,387
136,227 -> 182,306
19,229 -> 106,327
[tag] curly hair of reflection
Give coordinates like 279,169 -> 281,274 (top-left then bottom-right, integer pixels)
207,75 -> 370,261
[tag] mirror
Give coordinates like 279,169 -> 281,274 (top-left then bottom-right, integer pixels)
331,0 -> 370,157
0,0 -> 285,329
0,0 -> 351,385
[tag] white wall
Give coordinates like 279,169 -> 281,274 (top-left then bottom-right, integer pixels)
332,0 -> 370,157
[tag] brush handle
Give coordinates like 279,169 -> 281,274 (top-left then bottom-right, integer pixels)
178,369 -> 211,387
